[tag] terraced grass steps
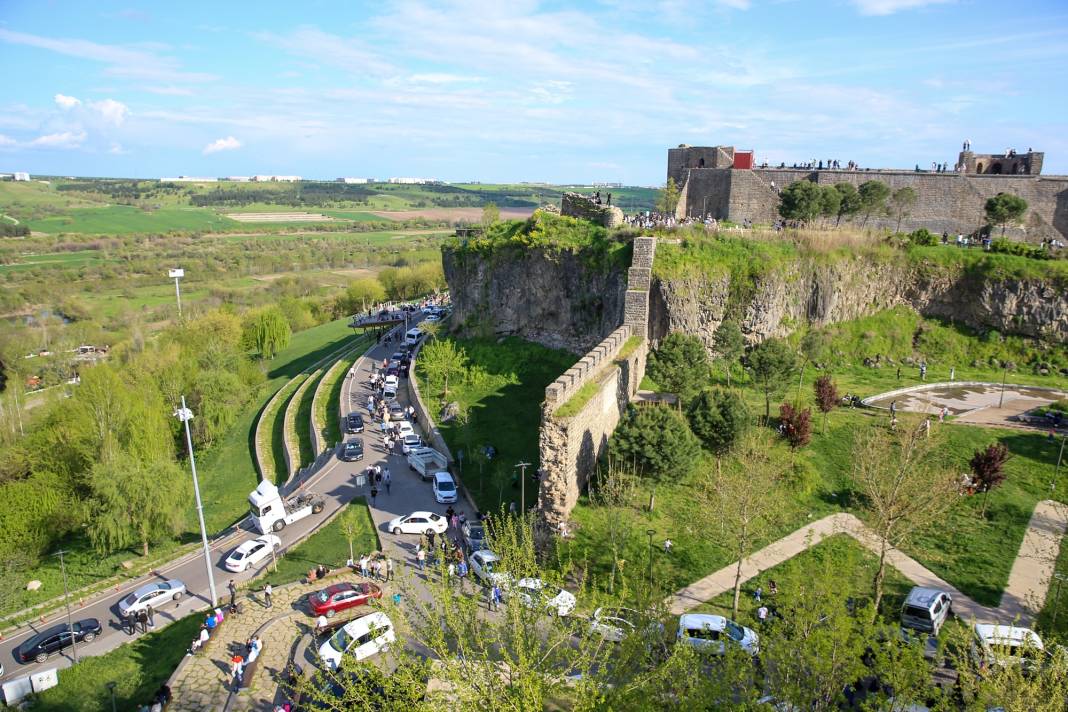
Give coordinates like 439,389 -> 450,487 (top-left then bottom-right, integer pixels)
253,373 -> 305,483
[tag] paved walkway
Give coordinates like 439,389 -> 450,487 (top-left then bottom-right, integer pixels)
667,500 -> 1068,626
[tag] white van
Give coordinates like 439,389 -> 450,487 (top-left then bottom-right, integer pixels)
404,328 -> 423,347
900,587 -> 952,635
318,611 -> 395,669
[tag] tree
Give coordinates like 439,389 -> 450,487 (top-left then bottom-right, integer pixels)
833,182 -> 861,226
970,442 -> 1010,517
240,307 -> 291,359
813,375 -> 838,434
481,202 -> 500,230
712,320 -> 744,387
656,177 -> 680,214
686,388 -> 748,456
646,332 -> 709,400
795,330 -> 825,404
608,405 -> 700,480
888,186 -> 918,233
778,180 -> 822,223
984,192 -> 1028,236
86,455 -> 191,556
337,277 -> 386,316
338,506 -> 366,563
697,431 -> 788,617
419,338 -> 468,401
852,421 -> 959,612
817,184 -> 842,227
747,338 -> 796,421
857,180 -> 890,226
778,402 -> 812,449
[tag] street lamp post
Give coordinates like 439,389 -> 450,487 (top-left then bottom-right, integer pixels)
54,549 -> 77,663
516,461 -> 532,514
168,268 -> 184,318
175,397 -> 218,607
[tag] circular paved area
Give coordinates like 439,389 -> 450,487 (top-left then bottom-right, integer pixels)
865,382 -> 1066,428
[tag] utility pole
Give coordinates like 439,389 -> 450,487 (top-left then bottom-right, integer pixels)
998,365 -> 1008,409
168,268 -> 184,319
515,461 -> 532,514
175,397 -> 218,607
54,549 -> 77,663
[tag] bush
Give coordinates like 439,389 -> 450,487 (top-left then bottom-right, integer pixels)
907,228 -> 937,246
608,406 -> 700,480
783,460 -> 820,496
989,238 -> 1050,261
646,332 -> 709,400
778,402 -> 812,449
686,388 -> 749,455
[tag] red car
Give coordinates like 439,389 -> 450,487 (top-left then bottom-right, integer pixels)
309,582 -> 382,617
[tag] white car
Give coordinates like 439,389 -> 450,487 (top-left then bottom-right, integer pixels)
469,549 -> 508,587
401,433 -> 423,454
433,472 -> 458,504
425,313 -> 441,322
510,578 -> 576,616
395,421 -> 415,439
383,386 -> 398,401
387,511 -> 448,536
677,613 -> 759,656
384,375 -> 399,390
118,579 -> 186,616
972,624 -> 1045,669
223,535 -> 281,572
318,611 -> 395,670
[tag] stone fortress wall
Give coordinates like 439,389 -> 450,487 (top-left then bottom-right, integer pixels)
670,145 -> 1068,242
561,191 -> 625,228
536,236 -> 656,534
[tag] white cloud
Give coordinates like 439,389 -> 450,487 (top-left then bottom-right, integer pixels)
203,135 -> 241,154
108,142 -> 129,154
30,130 -> 87,148
88,98 -> 129,126
852,0 -> 954,16
0,134 -> 16,147
55,93 -> 82,110
143,85 -> 194,96
253,27 -> 396,77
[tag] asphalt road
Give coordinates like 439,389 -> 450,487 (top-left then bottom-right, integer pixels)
0,321 -> 461,686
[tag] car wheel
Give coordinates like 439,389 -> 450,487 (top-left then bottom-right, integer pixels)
83,632 -> 96,642
273,520 -> 287,532
35,653 -> 47,664
326,609 -> 336,618
392,527 -> 401,535
312,502 -> 325,514
173,592 -> 183,601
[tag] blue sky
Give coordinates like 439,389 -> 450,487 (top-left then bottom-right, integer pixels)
1,0 -> 1066,183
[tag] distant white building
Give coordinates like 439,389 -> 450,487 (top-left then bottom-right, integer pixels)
337,177 -> 372,184
161,176 -> 218,183
14,172 -> 30,181
593,182 -> 623,188
387,177 -> 440,184
251,175 -> 302,182
225,176 -> 251,182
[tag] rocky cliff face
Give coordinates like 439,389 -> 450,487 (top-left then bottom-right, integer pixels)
442,245 -> 627,353
649,258 -> 1068,348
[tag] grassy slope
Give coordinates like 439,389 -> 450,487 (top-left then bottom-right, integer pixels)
295,368 -> 326,467
27,205 -> 239,234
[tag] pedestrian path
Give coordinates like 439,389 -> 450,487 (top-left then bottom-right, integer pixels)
667,500 -> 1068,626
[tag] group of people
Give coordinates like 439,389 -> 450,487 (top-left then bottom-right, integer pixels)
753,580 -> 780,626
228,635 -> 262,688
353,551 -> 395,582
769,159 -> 859,170
124,606 -> 155,635
187,607 -> 228,656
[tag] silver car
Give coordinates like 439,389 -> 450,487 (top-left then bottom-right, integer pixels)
118,579 -> 186,616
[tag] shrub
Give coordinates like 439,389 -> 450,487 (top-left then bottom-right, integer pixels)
608,406 -> 700,480
783,459 -> 820,496
778,402 -> 812,449
907,228 -> 937,246
686,388 -> 749,455
646,332 -> 709,400
989,238 -> 1050,261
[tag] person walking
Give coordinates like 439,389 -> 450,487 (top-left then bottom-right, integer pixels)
228,579 -> 237,610
416,548 -> 426,571
490,583 -> 502,611
263,583 -> 273,609
230,653 -> 245,688
386,556 -> 394,581
359,554 -> 369,578
383,468 -> 391,494
370,485 -> 379,506
757,605 -> 769,626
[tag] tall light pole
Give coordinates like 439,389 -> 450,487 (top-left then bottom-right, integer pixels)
54,549 -> 77,663
516,462 -> 531,514
168,268 -> 184,318
175,397 -> 218,607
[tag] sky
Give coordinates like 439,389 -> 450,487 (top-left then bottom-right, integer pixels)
1,0 -> 1066,184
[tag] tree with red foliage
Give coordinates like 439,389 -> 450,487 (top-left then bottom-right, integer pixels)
813,375 -> 838,434
970,442 -> 1010,517
778,402 -> 812,449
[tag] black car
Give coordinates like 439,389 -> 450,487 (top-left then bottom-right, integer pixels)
345,413 -> 364,434
340,439 -> 364,462
18,619 -> 102,664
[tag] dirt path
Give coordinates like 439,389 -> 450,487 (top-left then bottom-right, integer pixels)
667,500 -> 1068,625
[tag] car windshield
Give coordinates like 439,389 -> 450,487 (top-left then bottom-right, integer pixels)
232,551 -> 246,560
317,591 -> 329,603
123,593 -> 137,606
329,627 -> 352,653
468,525 -> 484,539
482,559 -> 494,572
725,621 -> 746,641
437,480 -> 455,492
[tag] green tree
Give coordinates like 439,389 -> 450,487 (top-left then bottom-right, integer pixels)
608,405 -> 700,480
857,180 -> 891,226
86,455 -> 191,556
419,338 -> 468,401
889,186 -> 918,232
338,506 -> 366,563
241,307 -> 291,359
337,277 -> 387,316
747,338 -> 796,421
686,388 -> 748,456
656,177 -> 680,214
778,180 -> 822,223
817,184 -> 842,226
712,320 -> 744,387
646,332 -> 709,400
833,182 -> 861,226
481,202 -> 500,230
984,192 -> 1028,236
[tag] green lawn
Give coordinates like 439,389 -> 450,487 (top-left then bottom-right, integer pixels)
265,377 -> 304,484
31,610 -> 201,711
26,205 -> 238,234
415,337 -> 577,513
320,354 -> 357,446
253,499 -> 379,586
295,368 -> 326,467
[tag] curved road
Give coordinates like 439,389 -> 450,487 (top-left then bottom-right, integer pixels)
0,323 -> 464,688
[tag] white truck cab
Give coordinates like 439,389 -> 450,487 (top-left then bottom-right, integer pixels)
249,480 -> 325,534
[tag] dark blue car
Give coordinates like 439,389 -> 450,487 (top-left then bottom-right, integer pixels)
17,619 -> 102,664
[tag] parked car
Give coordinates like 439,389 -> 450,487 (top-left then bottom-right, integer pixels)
383,385 -> 398,400
224,535 -> 281,573
588,607 -> 643,643
17,619 -> 102,664
395,420 -> 415,438
425,313 -> 441,323
433,471 -> 458,504
340,439 -> 364,462
676,614 -> 759,656
387,511 -> 448,536
404,328 -> 422,346
401,433 -> 423,454
118,579 -> 186,616
318,612 -> 395,670
972,624 -> 1045,670
345,413 -> 365,434
384,375 -> 399,390
510,578 -> 576,616
469,549 -> 507,587
388,402 -> 406,419
309,582 -> 383,618
900,586 -> 952,634
461,520 -> 487,552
